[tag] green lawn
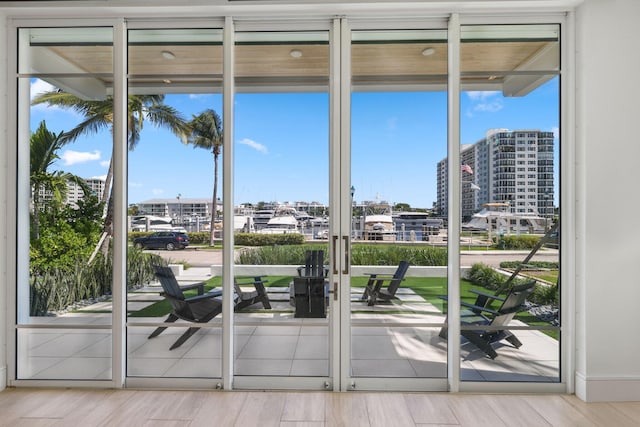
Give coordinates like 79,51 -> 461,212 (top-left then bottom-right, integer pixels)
129,274 -> 559,340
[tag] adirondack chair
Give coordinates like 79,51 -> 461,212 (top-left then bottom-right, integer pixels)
292,250 -> 328,318
439,280 -> 537,359
234,276 -> 272,311
361,261 -> 410,306
149,266 -> 223,350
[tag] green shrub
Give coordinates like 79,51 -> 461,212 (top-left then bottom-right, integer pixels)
237,243 -> 447,266
495,234 -> 540,250
238,244 -> 326,265
466,263 -> 505,290
235,232 -> 305,246
499,260 -> 559,269
29,248 -> 164,316
350,244 -> 447,266
529,283 -> 559,305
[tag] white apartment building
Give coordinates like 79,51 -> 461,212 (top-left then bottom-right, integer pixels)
65,177 -> 105,208
437,129 -> 555,220
136,198 -> 217,219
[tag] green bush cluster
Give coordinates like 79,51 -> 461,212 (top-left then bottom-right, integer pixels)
238,244 -> 327,265
237,243 -> 448,266
494,234 -> 541,249
350,244 -> 447,266
467,262 -> 559,306
499,260 -> 559,269
29,248 -> 164,316
466,263 -> 506,290
235,232 -> 306,246
528,282 -> 559,305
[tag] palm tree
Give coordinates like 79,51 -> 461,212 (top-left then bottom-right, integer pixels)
30,120 -> 91,240
187,109 -> 223,246
32,91 -> 191,257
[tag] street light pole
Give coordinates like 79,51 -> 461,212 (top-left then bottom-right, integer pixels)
176,193 -> 182,227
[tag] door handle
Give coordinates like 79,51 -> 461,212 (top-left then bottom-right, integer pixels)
332,235 -> 338,275
342,235 -> 349,274
328,281 -> 338,301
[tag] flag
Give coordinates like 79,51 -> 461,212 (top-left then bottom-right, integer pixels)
461,164 -> 473,174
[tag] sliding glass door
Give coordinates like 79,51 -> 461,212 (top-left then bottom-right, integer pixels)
346,25 -> 449,390
11,15 -> 564,393
232,27 -> 332,388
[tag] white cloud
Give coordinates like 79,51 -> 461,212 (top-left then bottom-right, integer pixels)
100,160 -> 111,168
129,182 -> 143,187
30,79 -> 57,101
238,138 -> 268,154
466,91 -> 499,101
90,174 -> 108,181
189,94 -> 213,100
152,188 -> 165,195
61,150 -> 101,165
551,126 -> 559,139
466,91 -> 503,113
474,100 -> 503,113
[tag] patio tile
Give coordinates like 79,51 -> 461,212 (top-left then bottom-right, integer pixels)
234,358 -> 293,376
351,359 -> 417,377
290,359 -> 329,376
236,335 -> 298,359
17,356 -> 66,379
128,358 -> 180,377
293,335 -> 328,359
164,358 -> 222,378
182,334 -> 222,358
34,356 -> 112,380
352,335 -> 405,360
253,325 -> 301,336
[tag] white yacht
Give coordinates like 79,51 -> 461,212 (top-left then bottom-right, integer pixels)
463,202 -> 548,236
258,206 -> 301,234
252,209 -> 275,231
393,212 -> 443,241
130,215 -> 175,232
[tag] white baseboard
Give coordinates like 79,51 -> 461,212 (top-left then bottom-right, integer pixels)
576,372 -> 640,402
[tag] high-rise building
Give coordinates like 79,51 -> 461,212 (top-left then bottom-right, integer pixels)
65,177 -> 106,208
436,129 -> 555,220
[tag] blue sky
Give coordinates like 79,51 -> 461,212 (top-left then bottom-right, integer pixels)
30,77 -> 559,208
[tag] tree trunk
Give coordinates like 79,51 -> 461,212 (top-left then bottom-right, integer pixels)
89,155 -> 114,264
209,154 -> 219,246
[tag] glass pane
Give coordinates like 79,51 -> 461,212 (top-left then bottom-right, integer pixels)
350,29 -> 448,379
126,28 -> 224,378
454,24 -> 560,381
18,27 -> 113,380
234,30 -> 330,378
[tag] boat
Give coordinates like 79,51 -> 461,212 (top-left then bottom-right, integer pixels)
130,215 -> 177,232
363,214 -> 395,240
234,215 -> 255,233
463,202 -> 547,237
257,206 -> 301,234
252,209 -> 275,231
393,212 -> 443,241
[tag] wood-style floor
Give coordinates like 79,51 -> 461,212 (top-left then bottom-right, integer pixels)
1,388 -> 640,426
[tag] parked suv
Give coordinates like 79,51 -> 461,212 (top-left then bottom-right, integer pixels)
133,231 -> 189,250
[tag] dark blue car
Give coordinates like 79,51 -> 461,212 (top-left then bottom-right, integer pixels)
133,231 -> 189,251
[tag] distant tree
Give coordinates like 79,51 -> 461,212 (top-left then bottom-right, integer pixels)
30,121 -> 91,240
32,91 -> 190,258
187,109 -> 223,246
394,202 -> 411,212
128,204 -> 140,216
